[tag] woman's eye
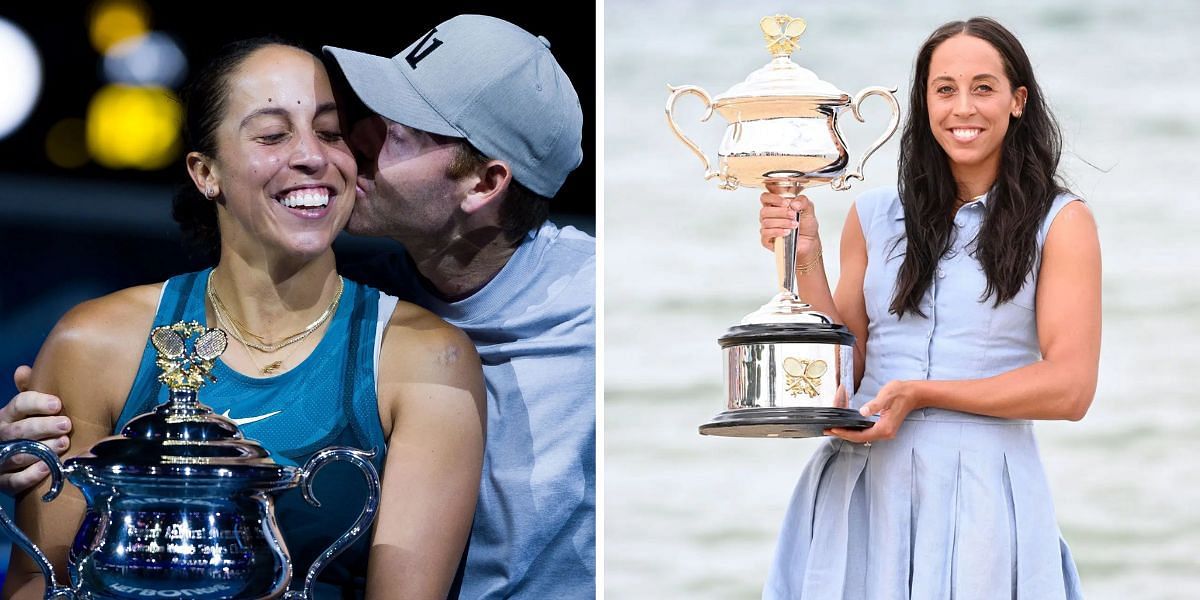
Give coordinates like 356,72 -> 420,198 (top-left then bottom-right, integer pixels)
936,85 -> 954,95
320,131 -> 344,142
975,84 -> 994,93
258,133 -> 288,144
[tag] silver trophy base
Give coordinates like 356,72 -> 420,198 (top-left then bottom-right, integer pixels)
699,406 -> 874,438
710,321 -> 869,438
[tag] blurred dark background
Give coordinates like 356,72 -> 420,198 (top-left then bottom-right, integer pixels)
0,0 -> 594,577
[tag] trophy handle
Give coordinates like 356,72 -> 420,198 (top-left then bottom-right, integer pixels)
831,86 -> 901,191
0,441 -> 74,600
283,447 -> 380,600
665,85 -> 724,184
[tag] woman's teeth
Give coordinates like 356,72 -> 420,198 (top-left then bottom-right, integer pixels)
952,128 -> 981,141
278,189 -> 329,208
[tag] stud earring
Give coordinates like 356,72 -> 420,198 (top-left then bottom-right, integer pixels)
205,187 -> 215,198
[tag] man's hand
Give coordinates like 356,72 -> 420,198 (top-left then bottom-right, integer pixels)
0,365 -> 71,494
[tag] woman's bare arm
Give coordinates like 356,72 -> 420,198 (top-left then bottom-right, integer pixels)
913,201 -> 1102,419
759,194 -> 872,384
833,204 -> 871,385
2,286 -> 157,599
366,304 -> 486,600
832,201 -> 1102,442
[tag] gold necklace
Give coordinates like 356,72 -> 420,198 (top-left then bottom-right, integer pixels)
956,193 -> 986,206
206,271 -> 343,353
208,273 -> 343,351
210,300 -> 300,375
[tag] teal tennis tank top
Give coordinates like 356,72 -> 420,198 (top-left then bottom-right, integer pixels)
115,269 -> 388,598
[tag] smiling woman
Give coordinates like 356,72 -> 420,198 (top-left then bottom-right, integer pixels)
756,17 -> 1100,599
170,41 -> 355,267
2,39 -> 486,600
926,35 -> 1027,185
186,45 -> 355,266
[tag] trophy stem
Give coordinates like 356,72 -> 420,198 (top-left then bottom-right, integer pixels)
167,389 -> 202,411
765,177 -> 807,305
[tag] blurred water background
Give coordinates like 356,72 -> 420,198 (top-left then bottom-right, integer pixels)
604,1 -> 1200,598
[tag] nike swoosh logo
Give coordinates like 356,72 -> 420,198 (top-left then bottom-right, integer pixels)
219,409 -> 282,426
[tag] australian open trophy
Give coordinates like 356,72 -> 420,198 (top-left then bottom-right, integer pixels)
0,322 -> 380,599
666,15 -> 900,437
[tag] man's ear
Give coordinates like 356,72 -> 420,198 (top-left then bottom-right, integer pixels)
186,152 -> 221,199
460,160 -> 512,215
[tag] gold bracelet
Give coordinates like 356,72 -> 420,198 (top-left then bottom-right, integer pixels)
796,249 -> 824,274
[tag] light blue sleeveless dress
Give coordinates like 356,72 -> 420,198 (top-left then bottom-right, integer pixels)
115,269 -> 390,599
762,189 -> 1085,599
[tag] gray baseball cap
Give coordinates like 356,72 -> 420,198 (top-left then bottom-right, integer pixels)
323,14 -> 584,198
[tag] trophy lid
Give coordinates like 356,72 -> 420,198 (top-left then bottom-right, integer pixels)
713,15 -> 848,104
67,322 -> 291,484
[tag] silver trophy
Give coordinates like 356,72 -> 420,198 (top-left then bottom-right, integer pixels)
0,321 -> 380,599
666,15 -> 900,437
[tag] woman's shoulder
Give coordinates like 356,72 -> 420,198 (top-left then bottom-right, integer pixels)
848,186 -> 902,237
44,283 -> 163,356
1049,190 -> 1086,213
31,283 -> 165,417
378,300 -> 480,379
374,300 -> 484,430
1039,191 -> 1091,244
851,186 -> 900,212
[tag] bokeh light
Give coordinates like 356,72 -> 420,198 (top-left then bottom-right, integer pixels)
0,18 -> 42,140
86,84 -> 181,170
89,0 -> 150,54
104,31 -> 188,88
45,118 -> 90,169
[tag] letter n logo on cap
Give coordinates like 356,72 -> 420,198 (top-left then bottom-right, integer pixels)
406,28 -> 443,69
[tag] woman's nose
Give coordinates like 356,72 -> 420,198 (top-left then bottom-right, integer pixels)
288,132 -> 329,173
952,92 -> 976,117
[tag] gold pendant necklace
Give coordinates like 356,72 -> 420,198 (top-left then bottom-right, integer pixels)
211,297 -> 288,374
206,271 -> 341,375
206,271 -> 343,353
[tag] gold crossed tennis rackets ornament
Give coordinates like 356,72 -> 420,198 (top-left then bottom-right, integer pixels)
151,321 -> 228,392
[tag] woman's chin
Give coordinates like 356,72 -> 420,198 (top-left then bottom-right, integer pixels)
942,143 -> 1002,174
278,232 -> 337,261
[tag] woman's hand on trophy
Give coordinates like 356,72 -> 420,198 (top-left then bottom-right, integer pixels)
0,365 -> 71,494
759,192 -> 821,260
826,380 -> 924,444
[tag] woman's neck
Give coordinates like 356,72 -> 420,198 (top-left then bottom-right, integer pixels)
209,250 -> 340,337
950,159 -> 998,202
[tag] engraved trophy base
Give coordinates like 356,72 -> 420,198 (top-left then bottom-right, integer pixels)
703,320 -> 873,438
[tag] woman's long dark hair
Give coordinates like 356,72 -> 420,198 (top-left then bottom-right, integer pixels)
173,37 -> 305,263
891,17 -> 1067,318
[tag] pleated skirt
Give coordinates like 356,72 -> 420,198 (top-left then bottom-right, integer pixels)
762,409 -> 1083,599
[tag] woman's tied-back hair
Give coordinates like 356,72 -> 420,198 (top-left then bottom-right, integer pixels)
172,37 -> 307,263
891,17 -> 1068,318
